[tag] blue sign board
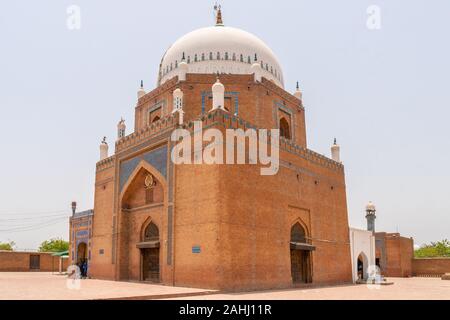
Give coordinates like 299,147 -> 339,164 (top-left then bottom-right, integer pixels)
192,246 -> 201,254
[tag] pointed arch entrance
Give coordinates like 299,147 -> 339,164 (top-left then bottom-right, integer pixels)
139,222 -> 160,282
290,222 -> 314,284
118,160 -> 167,282
357,252 -> 369,280
77,242 -> 87,265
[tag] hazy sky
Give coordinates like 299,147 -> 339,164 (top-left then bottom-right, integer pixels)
0,0 -> 449,250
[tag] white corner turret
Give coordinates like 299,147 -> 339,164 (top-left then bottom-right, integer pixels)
138,80 -> 146,99
331,138 -> 341,163
294,81 -> 303,100
99,137 -> 109,161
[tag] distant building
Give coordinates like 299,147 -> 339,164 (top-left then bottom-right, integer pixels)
375,232 -> 414,277
69,206 -> 94,269
349,228 -> 376,282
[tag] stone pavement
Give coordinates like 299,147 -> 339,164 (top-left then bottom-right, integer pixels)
0,272 -> 215,300
167,277 -> 450,300
1,273 -> 449,300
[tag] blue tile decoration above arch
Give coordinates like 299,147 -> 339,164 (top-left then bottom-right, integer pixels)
201,91 -> 239,114
119,145 -> 168,192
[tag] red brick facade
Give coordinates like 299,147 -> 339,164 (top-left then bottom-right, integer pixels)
0,251 -> 69,272
412,258 -> 450,277
375,232 -> 414,277
85,73 -> 353,290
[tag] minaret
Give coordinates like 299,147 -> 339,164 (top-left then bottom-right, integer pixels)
117,118 -> 126,140
294,81 -> 303,100
99,137 -> 108,160
137,80 -> 146,99
212,76 -> 225,111
366,201 -> 376,232
331,138 -> 341,163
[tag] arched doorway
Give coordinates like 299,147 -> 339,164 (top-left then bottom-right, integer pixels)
140,222 -> 160,282
357,252 -> 368,280
290,223 -> 313,284
77,242 -> 87,265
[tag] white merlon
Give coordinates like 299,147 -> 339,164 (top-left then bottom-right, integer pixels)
178,58 -> 188,82
294,81 -> 303,100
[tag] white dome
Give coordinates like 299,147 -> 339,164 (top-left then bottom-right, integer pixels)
158,25 -> 284,88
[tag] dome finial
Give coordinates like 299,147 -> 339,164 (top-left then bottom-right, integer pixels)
214,3 -> 224,26
296,81 -> 300,90
140,80 -> 144,89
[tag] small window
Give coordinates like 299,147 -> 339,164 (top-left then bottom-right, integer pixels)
202,53 -> 205,61
187,56 -> 191,64
248,56 -> 251,64
279,117 -> 291,140
217,52 -> 221,60
210,52 -> 213,60
225,52 -> 229,60
240,54 -> 244,62
175,60 -> 178,68
194,54 -> 198,62
232,53 -> 236,61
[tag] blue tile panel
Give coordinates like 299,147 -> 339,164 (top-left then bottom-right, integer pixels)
119,145 -> 168,192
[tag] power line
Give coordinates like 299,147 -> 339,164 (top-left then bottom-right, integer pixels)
0,209 -> 68,216
0,213 -> 69,222
0,217 -> 69,233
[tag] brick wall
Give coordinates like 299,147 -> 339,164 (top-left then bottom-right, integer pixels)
0,251 -> 69,272
412,258 -> 450,276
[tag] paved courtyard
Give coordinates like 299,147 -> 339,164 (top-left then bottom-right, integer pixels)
169,277 -> 450,300
0,272 -> 215,300
0,273 -> 449,300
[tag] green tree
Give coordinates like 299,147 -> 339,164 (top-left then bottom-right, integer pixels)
0,241 -> 15,251
415,239 -> 450,258
38,238 -> 69,253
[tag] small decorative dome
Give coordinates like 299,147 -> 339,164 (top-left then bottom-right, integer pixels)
158,11 -> 284,88
212,78 -> 225,92
366,201 -> 376,212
